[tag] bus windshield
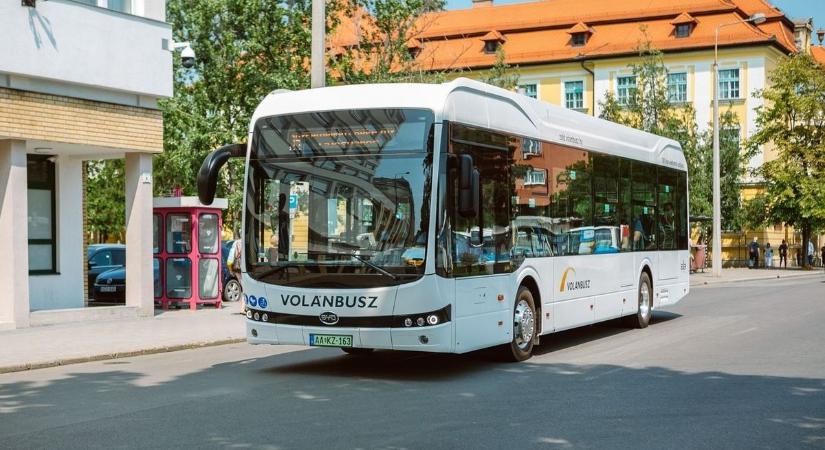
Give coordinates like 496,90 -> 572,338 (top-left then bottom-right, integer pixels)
244,109 -> 434,288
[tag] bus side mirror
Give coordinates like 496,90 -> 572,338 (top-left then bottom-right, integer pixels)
458,155 -> 480,218
197,143 -> 247,205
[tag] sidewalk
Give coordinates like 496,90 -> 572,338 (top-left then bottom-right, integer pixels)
690,266 -> 823,286
0,302 -> 246,374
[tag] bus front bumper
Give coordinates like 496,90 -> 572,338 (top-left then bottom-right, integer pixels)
245,320 -> 453,353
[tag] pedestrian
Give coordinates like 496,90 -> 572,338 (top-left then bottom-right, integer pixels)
748,237 -> 760,269
764,242 -> 773,268
808,239 -> 815,266
778,239 -> 788,268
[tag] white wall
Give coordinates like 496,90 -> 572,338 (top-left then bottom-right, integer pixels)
0,0 -> 172,99
28,156 -> 85,311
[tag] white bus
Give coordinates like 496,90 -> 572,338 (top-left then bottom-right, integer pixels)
198,78 -> 690,361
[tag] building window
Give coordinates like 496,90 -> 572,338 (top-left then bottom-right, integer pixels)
571,33 -> 587,47
616,75 -> 636,105
27,155 -> 57,274
107,0 -> 131,13
667,72 -> 687,103
675,24 -> 692,38
519,83 -> 537,99
524,168 -> 547,186
564,80 -> 584,109
718,69 -> 740,99
721,125 -> 741,150
484,41 -> 499,54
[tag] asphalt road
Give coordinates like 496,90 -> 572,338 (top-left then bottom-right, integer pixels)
2,276 -> 824,449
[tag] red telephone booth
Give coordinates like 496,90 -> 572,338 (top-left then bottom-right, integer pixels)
153,197 -> 228,310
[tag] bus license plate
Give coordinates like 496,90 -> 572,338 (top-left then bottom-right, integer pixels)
309,334 -> 353,347
100,286 -> 117,292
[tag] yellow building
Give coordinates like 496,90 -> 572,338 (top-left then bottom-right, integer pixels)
335,0 -> 823,266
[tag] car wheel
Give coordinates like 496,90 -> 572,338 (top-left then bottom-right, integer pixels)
223,279 -> 242,302
501,286 -> 536,362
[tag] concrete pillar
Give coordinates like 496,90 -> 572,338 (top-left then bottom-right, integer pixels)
0,140 -> 30,329
125,152 -> 154,316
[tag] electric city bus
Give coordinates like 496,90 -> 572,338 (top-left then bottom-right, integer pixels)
197,78 -> 690,361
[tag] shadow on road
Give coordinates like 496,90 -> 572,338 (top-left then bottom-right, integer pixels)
2,309 -> 823,449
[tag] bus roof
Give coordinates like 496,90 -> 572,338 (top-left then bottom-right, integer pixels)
252,78 -> 686,171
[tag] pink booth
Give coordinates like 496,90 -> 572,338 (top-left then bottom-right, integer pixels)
153,197 -> 228,310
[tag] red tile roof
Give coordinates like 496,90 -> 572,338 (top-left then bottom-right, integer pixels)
812,46 -> 825,65
330,0 -> 798,72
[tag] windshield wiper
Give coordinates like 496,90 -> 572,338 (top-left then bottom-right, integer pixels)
313,251 -> 398,281
348,253 -> 398,280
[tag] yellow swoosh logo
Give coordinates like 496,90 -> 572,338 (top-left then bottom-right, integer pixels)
559,267 -> 575,292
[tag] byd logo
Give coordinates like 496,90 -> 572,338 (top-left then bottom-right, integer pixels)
319,311 -> 339,326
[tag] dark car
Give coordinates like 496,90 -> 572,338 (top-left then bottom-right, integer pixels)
92,259 -> 161,304
87,244 -> 125,300
221,240 -> 242,302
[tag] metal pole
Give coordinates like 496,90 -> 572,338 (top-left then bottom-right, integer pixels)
712,27 -> 722,277
311,0 -> 325,89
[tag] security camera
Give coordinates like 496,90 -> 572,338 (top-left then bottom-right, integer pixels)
181,45 -> 196,69
170,41 -> 196,69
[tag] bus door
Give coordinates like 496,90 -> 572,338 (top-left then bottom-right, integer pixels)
449,124 -> 514,352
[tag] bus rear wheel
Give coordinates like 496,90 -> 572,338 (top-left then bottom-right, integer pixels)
503,286 -> 536,362
627,271 -> 652,329
341,347 -> 374,356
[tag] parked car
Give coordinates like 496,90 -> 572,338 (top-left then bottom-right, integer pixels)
87,244 -> 125,300
221,240 -> 242,302
92,259 -> 161,304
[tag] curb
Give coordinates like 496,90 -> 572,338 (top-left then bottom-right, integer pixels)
0,338 -> 246,375
690,271 -> 823,287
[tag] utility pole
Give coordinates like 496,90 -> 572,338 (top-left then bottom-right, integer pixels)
311,0 -> 325,89
711,12 -> 765,277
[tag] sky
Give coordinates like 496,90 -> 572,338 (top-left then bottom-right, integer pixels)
444,0 -> 824,38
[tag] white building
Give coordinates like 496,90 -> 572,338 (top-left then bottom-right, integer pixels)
0,0 -> 172,328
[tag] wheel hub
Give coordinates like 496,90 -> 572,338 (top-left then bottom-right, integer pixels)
639,282 -> 650,318
514,300 -> 535,350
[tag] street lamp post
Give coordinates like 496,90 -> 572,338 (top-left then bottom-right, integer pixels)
311,0 -> 325,88
712,12 -> 766,276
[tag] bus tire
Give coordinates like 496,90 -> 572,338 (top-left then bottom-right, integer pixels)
503,286 -> 536,362
341,347 -> 374,355
628,271 -> 652,329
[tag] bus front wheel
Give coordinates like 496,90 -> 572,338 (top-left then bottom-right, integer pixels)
627,271 -> 652,329
503,286 -> 536,362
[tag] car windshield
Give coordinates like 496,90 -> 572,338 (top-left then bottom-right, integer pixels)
245,108 -> 434,288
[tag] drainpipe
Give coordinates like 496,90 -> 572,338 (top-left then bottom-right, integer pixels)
578,57 -> 595,115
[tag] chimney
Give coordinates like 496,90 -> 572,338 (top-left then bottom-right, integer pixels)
472,0 -> 493,8
792,18 -> 813,52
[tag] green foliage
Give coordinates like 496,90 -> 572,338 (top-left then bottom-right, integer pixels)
86,160 -> 125,243
482,47 -> 519,90
331,0 -> 446,84
597,35 -> 749,234
743,53 -> 825,265
158,0 -> 322,233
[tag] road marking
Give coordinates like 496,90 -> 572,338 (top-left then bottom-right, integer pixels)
730,327 -> 757,336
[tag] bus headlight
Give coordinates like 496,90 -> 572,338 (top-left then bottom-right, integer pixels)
404,317 -> 413,327
253,312 -> 260,321
426,314 -> 439,326
416,317 -> 425,327
261,313 -> 269,322
246,310 -> 253,319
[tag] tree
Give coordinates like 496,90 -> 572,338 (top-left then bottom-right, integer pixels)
482,46 -> 519,90
743,53 -> 825,268
597,37 -> 749,237
158,0 -> 321,233
330,0 -> 446,84
86,160 -> 125,243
